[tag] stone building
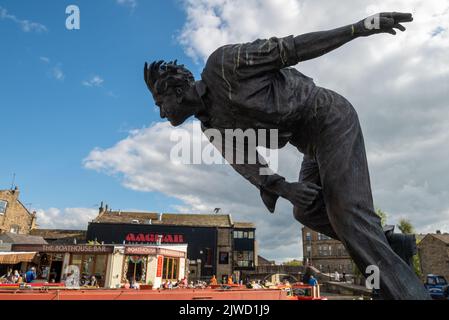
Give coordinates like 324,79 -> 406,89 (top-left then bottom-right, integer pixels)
0,187 -> 36,235
86,206 -> 257,283
418,231 -> 449,281
302,226 -> 354,274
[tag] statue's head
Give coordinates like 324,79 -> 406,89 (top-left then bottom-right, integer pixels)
144,60 -> 195,126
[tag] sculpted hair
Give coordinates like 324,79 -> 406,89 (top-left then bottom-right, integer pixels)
144,60 -> 195,98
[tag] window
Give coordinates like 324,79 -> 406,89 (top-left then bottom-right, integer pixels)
162,257 -> 179,280
10,225 -> 20,234
70,254 -> 108,286
248,231 -> 254,239
318,233 -> 331,241
0,200 -> 7,214
305,232 -> 311,241
436,276 -> 448,285
233,251 -> 254,268
219,252 -> 229,264
126,256 -> 146,282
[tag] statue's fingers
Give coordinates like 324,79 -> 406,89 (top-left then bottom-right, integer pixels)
393,12 -> 413,23
393,24 -> 406,32
386,28 -> 397,35
304,182 -> 322,190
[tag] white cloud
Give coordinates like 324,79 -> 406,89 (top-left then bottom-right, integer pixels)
39,56 -> 50,63
116,0 -> 137,10
35,207 -> 98,230
82,75 -> 104,87
39,57 -> 65,81
51,64 -> 65,81
0,5 -> 47,33
85,0 -> 449,262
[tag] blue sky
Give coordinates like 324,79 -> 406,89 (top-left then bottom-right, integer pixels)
0,0 -> 197,213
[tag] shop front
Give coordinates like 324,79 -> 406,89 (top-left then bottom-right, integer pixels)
9,243 -> 187,289
12,244 -> 114,286
0,251 -> 37,278
120,245 -> 187,289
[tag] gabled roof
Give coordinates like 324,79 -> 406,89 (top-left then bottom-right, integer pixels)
432,234 -> 449,244
0,232 -> 47,245
419,233 -> 449,245
0,189 -> 34,217
93,211 -> 249,228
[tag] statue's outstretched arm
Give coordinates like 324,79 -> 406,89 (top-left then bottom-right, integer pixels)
203,127 -> 320,213
294,12 -> 413,62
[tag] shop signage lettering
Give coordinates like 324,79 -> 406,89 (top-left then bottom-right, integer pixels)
156,255 -> 164,277
158,248 -> 186,258
124,246 -> 158,255
42,245 -> 113,253
125,233 -> 185,243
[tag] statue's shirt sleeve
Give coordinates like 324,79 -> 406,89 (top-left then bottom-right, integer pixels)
205,35 -> 300,81
202,36 -> 314,128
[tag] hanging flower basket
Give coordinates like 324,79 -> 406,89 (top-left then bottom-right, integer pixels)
128,256 -> 143,264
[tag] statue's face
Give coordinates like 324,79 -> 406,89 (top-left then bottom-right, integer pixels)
155,88 -> 192,127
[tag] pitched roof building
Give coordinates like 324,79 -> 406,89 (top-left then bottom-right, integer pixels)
418,231 -> 449,281
87,204 -> 257,283
0,187 -> 37,235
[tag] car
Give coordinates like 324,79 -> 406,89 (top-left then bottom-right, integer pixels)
424,274 -> 449,299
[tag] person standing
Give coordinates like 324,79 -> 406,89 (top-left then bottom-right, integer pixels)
334,270 -> 341,282
25,267 -> 36,283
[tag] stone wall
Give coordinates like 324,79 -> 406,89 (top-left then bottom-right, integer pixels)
0,188 -> 36,234
216,227 -> 232,280
418,235 -> 449,281
302,226 -> 354,274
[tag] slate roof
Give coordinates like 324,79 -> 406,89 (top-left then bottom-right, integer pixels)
233,222 -> 256,229
0,232 -> 47,244
432,234 -> 449,244
93,211 -> 253,229
30,229 -> 87,244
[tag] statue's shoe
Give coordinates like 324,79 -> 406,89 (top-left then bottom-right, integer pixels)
383,225 -> 417,268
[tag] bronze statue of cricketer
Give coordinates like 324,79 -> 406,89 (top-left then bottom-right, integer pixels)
144,12 -> 430,300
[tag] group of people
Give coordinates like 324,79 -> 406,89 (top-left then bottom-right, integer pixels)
123,279 -> 141,290
333,271 -> 348,282
160,277 -> 189,289
0,267 -> 36,284
209,275 -> 243,286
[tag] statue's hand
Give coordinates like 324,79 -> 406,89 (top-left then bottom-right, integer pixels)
354,12 -> 413,37
279,181 -> 321,210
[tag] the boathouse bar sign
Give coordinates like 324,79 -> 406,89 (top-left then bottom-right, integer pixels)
42,245 -> 114,253
12,244 -> 114,253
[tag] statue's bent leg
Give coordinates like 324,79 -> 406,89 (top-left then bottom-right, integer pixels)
312,89 -> 430,300
293,155 -> 340,240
